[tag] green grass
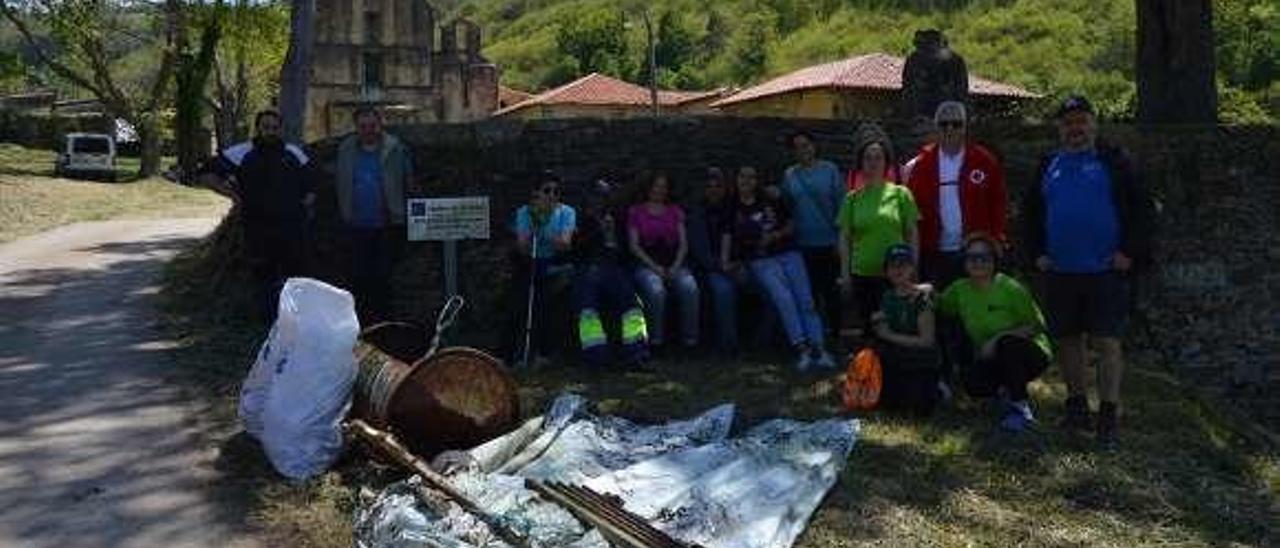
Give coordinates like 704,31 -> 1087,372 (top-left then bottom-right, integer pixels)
0,144 -> 226,243
157,226 -> 1279,548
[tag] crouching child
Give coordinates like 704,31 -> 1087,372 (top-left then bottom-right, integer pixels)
870,243 -> 940,416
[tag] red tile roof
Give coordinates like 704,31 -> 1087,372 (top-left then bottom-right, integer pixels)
498,85 -> 534,107
494,73 -> 724,116
711,52 -> 1040,107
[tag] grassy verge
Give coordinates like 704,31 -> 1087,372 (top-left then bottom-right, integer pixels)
158,238 -> 1279,548
0,145 -> 225,243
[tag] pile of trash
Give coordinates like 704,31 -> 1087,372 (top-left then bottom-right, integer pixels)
355,394 -> 860,548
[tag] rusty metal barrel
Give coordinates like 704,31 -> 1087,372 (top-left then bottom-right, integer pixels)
354,320 -> 520,458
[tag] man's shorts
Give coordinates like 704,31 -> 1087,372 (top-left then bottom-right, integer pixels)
1045,271 -> 1129,338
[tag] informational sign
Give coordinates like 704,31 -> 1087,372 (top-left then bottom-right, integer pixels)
407,197 -> 490,242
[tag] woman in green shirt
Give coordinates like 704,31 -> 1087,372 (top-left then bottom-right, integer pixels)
838,125 -> 920,330
939,234 -> 1052,432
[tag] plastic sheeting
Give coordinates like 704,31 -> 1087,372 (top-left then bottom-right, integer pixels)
355,394 -> 859,548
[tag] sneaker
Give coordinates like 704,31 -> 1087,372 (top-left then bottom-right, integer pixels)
813,350 -> 837,370
999,401 -> 1035,433
1059,395 -> 1092,433
794,352 -> 814,372
1097,401 -> 1120,451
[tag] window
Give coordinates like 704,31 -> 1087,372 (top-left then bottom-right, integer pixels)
364,11 -> 381,44
362,53 -> 383,96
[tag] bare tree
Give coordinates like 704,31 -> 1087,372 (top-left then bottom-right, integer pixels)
1136,0 -> 1217,124
0,0 -> 181,177
278,0 -> 314,143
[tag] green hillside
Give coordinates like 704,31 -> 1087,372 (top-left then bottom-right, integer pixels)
453,0 -> 1277,122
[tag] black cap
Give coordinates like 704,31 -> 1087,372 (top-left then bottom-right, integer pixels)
884,243 -> 915,266
1056,95 -> 1094,118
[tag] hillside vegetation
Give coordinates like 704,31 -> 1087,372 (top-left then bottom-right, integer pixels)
453,0 -> 1276,122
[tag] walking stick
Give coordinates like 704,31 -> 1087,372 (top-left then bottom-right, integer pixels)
519,221 -> 541,369
346,420 -> 530,547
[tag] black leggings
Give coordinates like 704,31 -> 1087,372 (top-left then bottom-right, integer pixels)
877,342 -> 940,416
962,335 -> 1049,401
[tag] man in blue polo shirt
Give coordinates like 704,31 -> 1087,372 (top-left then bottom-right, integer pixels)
780,131 -> 845,341
1023,95 -> 1152,449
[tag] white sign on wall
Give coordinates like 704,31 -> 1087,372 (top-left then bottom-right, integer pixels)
407,197 -> 490,241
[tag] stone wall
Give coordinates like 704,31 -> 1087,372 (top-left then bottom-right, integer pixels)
305,117 -> 1279,426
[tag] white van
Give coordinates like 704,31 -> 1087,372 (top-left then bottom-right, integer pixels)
55,133 -> 117,181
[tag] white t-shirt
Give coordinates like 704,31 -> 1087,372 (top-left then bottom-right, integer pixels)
938,149 -> 965,252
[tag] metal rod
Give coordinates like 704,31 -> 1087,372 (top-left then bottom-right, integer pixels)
552,483 -> 672,547
550,484 -> 666,547
528,480 -> 658,548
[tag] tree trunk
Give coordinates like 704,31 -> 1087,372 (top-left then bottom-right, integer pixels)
1136,0 -> 1217,124
279,0 -> 315,143
138,115 -> 163,178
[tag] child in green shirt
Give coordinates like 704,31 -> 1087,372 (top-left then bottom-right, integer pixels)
870,243 -> 940,416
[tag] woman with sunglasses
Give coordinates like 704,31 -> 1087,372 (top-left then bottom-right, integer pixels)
838,124 -> 920,332
628,171 -> 700,353
938,233 -> 1052,432
725,165 -> 835,371
512,172 -> 576,368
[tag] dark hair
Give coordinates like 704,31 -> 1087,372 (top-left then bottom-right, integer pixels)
530,169 -> 561,191
636,170 -> 673,204
254,109 -> 281,127
963,232 -> 1002,259
352,105 -> 382,122
789,130 -> 815,147
853,123 -> 896,174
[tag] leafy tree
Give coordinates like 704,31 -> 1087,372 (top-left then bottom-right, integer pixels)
1,0 -> 183,176
556,6 -> 629,77
0,49 -> 24,93
654,10 -> 695,75
174,10 -> 220,183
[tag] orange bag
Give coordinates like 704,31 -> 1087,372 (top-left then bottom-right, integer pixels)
842,348 -> 883,411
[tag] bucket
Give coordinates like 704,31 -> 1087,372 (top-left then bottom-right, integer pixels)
354,320 -> 520,457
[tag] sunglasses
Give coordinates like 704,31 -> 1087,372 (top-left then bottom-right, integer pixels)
537,185 -> 560,196
938,120 -> 965,129
965,252 -> 994,263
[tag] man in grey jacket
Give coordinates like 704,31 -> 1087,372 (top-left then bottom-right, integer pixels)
335,106 -> 411,318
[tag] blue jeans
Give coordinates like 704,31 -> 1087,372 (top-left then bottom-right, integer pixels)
749,251 -> 825,348
705,271 -> 738,351
634,266 -> 700,346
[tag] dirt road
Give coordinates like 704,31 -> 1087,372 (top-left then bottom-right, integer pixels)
0,217 -> 260,547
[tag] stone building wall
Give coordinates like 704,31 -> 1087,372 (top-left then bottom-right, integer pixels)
304,117 -> 1279,426
305,0 -> 497,139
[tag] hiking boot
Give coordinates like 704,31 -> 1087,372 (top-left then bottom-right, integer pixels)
1060,395 -> 1092,433
794,351 -> 814,372
1097,401 -> 1120,451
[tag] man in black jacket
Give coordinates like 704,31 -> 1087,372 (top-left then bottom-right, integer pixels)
201,110 -> 316,321
1022,96 -> 1153,449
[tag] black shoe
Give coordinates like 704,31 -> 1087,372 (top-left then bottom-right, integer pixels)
1097,401 -> 1120,451
1060,395 -> 1092,433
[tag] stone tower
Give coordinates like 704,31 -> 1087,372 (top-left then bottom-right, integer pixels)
304,0 -> 499,140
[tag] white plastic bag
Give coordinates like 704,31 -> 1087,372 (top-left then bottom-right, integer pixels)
238,277 -> 360,480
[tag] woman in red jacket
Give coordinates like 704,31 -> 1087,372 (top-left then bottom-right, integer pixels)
904,101 -> 1007,291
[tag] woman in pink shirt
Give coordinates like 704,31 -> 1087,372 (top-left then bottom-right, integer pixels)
628,172 -> 700,352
